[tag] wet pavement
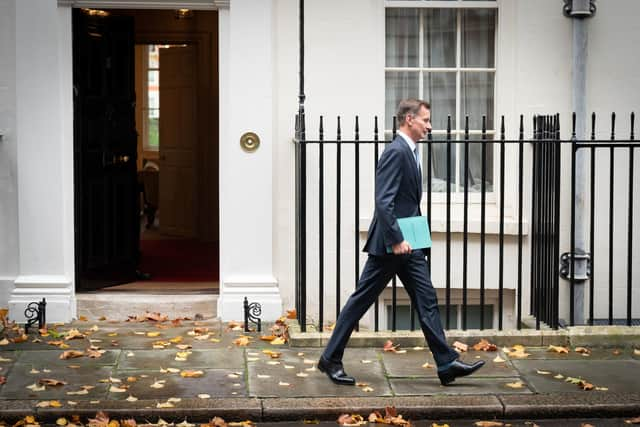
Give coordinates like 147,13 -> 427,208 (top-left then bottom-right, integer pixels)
0,318 -> 638,424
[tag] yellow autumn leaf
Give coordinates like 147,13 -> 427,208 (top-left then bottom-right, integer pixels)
548,345 -> 570,354
505,381 -> 525,389
493,356 -> 506,363
56,418 -> 68,426
146,331 -> 161,337
233,336 -> 251,346
270,337 -> 286,345
180,370 -> 204,378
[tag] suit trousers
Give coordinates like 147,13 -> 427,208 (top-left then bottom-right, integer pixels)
322,251 -> 459,367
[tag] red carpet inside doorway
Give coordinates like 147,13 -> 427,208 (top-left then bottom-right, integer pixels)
139,239 -> 219,282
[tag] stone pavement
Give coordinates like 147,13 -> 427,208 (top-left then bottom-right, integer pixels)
0,318 -> 639,423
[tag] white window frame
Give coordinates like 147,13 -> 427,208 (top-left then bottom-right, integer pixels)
385,0 -> 499,204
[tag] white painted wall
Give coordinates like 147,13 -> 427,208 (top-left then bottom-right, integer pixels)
217,0 -> 283,321
272,0 -> 640,329
7,0 -> 76,322
0,0 -> 19,307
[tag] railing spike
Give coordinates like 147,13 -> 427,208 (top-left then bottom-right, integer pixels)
631,112 -> 635,140
374,116 -> 378,140
319,115 -> 324,140
482,115 -> 487,136
591,112 -> 596,140
611,112 -> 616,140
337,116 -> 341,140
501,115 -> 505,139
355,116 -> 359,140
572,112 -> 576,139
519,115 -> 524,139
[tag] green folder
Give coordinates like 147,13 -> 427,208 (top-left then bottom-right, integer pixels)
386,216 -> 432,253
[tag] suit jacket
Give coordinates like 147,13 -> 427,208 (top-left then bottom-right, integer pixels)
363,135 -> 423,256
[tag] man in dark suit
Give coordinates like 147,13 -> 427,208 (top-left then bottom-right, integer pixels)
318,99 -> 484,386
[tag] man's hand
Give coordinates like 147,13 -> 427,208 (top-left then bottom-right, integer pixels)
392,240 -> 412,255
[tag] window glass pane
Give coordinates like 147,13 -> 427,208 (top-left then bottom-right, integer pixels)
385,71 -> 419,130
146,111 -> 159,149
465,305 -> 494,329
423,72 -> 456,130
439,304 -> 458,329
386,305 -> 457,330
424,135 -> 457,193
461,134 -> 493,192
148,70 -> 159,109
386,9 -> 419,67
461,9 -> 496,68
423,9 -> 456,67
461,71 -> 494,130
148,45 -> 160,69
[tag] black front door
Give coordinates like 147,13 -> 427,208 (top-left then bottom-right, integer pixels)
73,9 -> 139,291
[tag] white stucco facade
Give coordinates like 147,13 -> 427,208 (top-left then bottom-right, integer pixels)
0,0 -> 638,327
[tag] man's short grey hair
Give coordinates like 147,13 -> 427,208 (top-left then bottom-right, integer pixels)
396,99 -> 431,125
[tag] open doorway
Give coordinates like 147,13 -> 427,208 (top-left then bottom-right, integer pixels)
73,8 -> 219,294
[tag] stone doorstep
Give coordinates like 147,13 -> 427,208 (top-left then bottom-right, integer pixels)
3,394 -> 640,423
288,321 -> 640,348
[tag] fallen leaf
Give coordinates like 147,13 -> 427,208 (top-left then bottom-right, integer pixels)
150,380 -> 166,389
493,356 -> 506,363
198,394 -> 211,399
475,422 -> 504,427
575,347 -> 591,355
595,386 -> 609,391
473,339 -> 498,352
60,350 -> 84,360
554,374 -> 564,379
625,416 -> 640,424
260,335 -> 277,341
64,329 -> 85,340
27,383 -> 46,392
548,345 -> 569,354
422,362 -> 432,368
126,395 -> 138,402
577,380 -> 594,391
56,417 -> 68,426
634,349 -> 640,356
505,381 -> 525,389
278,381 -> 290,386
432,424 -> 450,427
286,309 -> 297,319
109,385 -> 129,393
180,370 -> 204,378
337,414 -> 366,426
361,386 -> 374,392
613,349 -> 622,356
536,370 -> 552,375
157,401 -> 174,408
296,372 -> 309,377
39,378 -> 67,386
257,374 -> 271,379
11,334 -> 29,343
505,345 -> 530,359
361,359 -> 373,364
383,340 -> 400,352
0,338 -> 9,345
270,337 -> 286,345
66,388 -> 90,395
453,341 -> 468,352
233,336 -> 251,346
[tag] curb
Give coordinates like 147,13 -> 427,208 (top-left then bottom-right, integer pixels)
288,322 -> 640,348
2,394 -> 639,423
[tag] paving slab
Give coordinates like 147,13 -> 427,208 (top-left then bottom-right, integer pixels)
0,365 -> 112,400
390,376 -> 533,395
15,350 -> 120,368
262,396 -> 503,421
107,368 -> 247,400
511,359 -> 640,393
35,397 -> 261,423
248,348 -> 391,398
519,346 -> 636,360
116,348 -> 245,370
500,391 -> 640,418
382,348 -> 517,378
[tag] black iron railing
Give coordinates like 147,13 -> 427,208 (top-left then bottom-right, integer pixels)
294,112 -> 639,332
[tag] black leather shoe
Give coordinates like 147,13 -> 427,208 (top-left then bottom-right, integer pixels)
438,359 -> 485,385
318,357 -> 356,385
